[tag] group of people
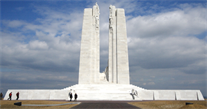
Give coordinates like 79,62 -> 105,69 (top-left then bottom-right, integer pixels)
8,92 -> 19,100
6,91 -> 78,101
69,92 -> 78,101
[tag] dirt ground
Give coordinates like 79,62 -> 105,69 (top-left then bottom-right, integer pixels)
0,100 -> 78,109
128,99 -> 207,109
0,99 -> 206,109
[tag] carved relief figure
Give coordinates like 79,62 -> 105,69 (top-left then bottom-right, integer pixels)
109,5 -> 114,36
109,5 -> 113,28
94,3 -> 100,29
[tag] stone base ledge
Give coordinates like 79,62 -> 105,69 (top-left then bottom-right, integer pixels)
4,84 -> 204,101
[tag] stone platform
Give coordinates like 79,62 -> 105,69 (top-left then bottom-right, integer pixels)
4,84 -> 204,101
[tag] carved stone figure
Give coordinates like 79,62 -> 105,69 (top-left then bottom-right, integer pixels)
109,5 -> 113,28
93,2 -> 100,29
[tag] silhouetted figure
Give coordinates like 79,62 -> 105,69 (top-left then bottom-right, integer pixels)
74,93 -> 78,101
69,92 -> 73,101
9,92 -> 12,100
130,89 -> 138,100
0,92 -> 3,100
16,92 -> 19,100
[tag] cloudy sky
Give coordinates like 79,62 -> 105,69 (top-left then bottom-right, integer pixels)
1,0 -> 206,97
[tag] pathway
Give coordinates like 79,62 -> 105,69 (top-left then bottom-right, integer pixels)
71,101 -> 140,109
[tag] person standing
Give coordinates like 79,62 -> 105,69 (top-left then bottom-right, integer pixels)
69,92 -> 73,101
74,93 -> 78,101
16,92 -> 19,100
0,92 -> 3,100
9,92 -> 12,100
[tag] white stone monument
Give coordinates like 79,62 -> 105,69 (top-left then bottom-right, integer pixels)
79,3 -> 130,84
106,5 -> 130,84
4,3 -> 204,101
79,3 -> 100,84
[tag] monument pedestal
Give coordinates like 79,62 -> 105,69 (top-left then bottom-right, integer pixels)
4,84 -> 204,101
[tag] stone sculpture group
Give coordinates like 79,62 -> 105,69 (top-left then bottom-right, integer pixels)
4,3 -> 204,101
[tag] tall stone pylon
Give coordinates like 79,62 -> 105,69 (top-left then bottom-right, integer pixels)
79,3 -> 129,84
79,3 -> 100,84
106,5 -> 130,84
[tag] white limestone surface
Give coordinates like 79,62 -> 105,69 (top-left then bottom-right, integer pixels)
79,3 -> 100,84
4,90 -> 68,100
138,90 -> 154,100
4,84 -> 204,101
79,8 -> 93,84
153,90 -> 176,100
107,6 -> 130,84
116,8 -> 130,84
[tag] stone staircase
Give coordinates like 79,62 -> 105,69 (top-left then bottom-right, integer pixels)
62,84 -> 145,100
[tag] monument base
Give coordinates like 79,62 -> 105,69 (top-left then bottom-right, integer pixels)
4,84 -> 204,101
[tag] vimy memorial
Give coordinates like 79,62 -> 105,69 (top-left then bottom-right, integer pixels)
4,3 -> 204,101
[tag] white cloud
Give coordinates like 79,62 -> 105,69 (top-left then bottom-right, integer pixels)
4,20 -> 25,28
128,36 -> 206,70
126,4 -> 206,78
28,40 -> 48,50
127,6 -> 206,38
1,4 -> 82,74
